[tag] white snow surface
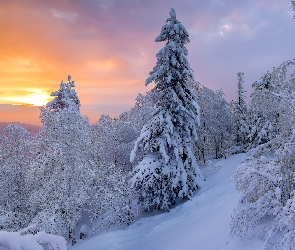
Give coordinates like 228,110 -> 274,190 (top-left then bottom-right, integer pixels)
0,229 -> 67,250
72,153 -> 264,250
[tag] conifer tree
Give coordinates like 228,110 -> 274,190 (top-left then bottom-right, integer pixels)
45,75 -> 80,111
231,72 -> 248,150
130,9 -> 204,211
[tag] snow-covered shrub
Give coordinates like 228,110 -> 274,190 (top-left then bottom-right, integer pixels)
231,130 -> 295,240
231,155 -> 284,238
79,225 -> 89,240
262,193 -> 295,250
0,226 -> 67,250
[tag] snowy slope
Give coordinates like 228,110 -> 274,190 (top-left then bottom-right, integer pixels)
72,153 -> 263,250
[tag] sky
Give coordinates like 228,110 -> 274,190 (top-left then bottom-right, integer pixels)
0,0 -> 294,125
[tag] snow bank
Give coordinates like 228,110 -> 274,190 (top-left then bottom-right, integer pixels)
0,227 -> 67,250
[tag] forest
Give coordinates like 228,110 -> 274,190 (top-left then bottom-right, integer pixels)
1,7 -> 295,250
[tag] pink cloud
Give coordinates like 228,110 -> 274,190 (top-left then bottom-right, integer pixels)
0,0 -> 294,124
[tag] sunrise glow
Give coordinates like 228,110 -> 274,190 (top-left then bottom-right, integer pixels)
0,89 -> 52,107
0,1 -> 293,125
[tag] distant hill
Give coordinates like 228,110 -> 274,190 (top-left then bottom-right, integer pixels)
0,122 -> 40,135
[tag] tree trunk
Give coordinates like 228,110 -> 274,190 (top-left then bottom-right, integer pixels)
69,227 -> 76,246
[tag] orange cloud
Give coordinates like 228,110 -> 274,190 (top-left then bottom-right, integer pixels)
0,1 -> 156,124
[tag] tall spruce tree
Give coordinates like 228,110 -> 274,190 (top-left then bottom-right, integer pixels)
130,8 -> 204,211
231,72 -> 248,150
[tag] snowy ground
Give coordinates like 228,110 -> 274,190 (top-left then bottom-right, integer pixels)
72,153 -> 263,250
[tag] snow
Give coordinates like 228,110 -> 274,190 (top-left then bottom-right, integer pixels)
72,153 -> 263,250
0,228 -> 67,250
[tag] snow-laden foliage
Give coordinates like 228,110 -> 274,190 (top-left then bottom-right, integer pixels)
29,77 -> 93,245
130,9 -> 204,211
195,87 -> 232,163
259,132 -> 295,249
91,114 -> 137,172
89,117 -> 140,229
85,115 -> 141,230
231,155 -> 284,238
231,129 -> 295,239
248,73 -> 277,146
46,75 -> 80,111
248,108 -> 276,148
231,58 -> 295,247
0,124 -> 33,231
88,164 -> 140,231
123,91 -> 156,133
0,225 -> 67,250
246,60 -> 295,148
263,193 -> 295,250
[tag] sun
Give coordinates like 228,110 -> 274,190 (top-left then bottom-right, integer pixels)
19,89 -> 53,106
0,89 -> 53,107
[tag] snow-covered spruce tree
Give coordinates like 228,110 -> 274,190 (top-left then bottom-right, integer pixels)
231,72 -> 249,151
130,9 -> 204,211
30,76 -> 93,245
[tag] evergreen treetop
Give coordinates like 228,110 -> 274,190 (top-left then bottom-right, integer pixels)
46,75 -> 80,111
